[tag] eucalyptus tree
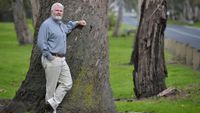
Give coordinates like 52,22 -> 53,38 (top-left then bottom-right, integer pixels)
133,0 -> 167,98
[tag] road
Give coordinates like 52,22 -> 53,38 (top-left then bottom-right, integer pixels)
122,16 -> 200,50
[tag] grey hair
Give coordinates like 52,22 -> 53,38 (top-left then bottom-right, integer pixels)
51,2 -> 64,11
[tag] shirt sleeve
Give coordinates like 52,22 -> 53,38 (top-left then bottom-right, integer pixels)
37,23 -> 54,60
64,21 -> 79,34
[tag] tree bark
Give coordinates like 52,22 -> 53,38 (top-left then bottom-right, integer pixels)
112,0 -> 124,37
2,0 -> 116,113
30,0 -> 40,27
133,0 -> 167,98
137,0 -> 143,20
12,0 -> 33,45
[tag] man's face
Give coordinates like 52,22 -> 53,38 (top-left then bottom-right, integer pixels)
51,5 -> 63,20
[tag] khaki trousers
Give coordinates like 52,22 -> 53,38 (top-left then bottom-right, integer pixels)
41,56 -> 73,110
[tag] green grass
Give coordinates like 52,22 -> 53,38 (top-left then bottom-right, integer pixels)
116,97 -> 200,113
0,22 -> 200,113
109,31 -> 134,98
0,22 -> 32,98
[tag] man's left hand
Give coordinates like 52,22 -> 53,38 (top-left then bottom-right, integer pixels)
78,20 -> 87,26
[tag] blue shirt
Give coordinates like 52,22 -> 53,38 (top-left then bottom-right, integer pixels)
37,17 -> 78,60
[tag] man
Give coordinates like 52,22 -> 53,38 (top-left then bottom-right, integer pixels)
37,2 -> 86,113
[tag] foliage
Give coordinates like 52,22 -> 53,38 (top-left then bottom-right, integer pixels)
167,0 -> 200,21
0,0 -> 31,11
0,0 -> 31,21
0,0 -> 11,11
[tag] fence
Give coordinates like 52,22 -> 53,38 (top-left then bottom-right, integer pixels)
165,38 -> 200,71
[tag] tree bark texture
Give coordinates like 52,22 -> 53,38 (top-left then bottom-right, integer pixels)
133,0 -> 167,98
12,0 -> 33,45
138,0 -> 143,20
2,0 -> 116,113
30,0 -> 40,27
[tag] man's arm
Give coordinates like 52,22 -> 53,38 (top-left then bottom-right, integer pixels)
65,20 -> 87,34
37,23 -> 54,61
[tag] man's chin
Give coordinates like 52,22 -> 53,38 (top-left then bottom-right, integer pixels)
52,16 -> 62,20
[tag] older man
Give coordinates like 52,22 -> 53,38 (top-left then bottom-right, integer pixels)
37,2 -> 86,113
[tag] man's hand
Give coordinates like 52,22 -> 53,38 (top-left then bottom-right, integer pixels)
78,20 -> 87,26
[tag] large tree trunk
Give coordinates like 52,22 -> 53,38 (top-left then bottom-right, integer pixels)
2,0 -> 116,113
112,0 -> 124,37
133,0 -> 167,98
30,0 -> 40,27
12,0 -> 33,45
137,0 -> 143,20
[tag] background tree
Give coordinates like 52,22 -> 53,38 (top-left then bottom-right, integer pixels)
112,0 -> 124,37
133,0 -> 167,98
30,0 -> 40,27
0,0 -> 12,21
12,0 -> 33,45
2,0 -> 116,113
168,0 -> 200,22
124,0 -> 137,12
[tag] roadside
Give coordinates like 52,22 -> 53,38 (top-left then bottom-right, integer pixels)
167,19 -> 200,29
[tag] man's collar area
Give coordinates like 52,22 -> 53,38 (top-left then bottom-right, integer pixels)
50,17 -> 62,25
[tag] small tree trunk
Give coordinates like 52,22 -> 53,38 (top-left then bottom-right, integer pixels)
112,0 -> 124,37
2,0 -> 116,113
184,0 -> 193,21
12,0 -> 33,45
133,0 -> 167,98
194,6 -> 200,21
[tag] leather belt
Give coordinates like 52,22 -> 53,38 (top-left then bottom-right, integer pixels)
51,53 -> 65,57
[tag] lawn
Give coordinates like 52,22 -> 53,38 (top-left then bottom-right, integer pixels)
0,22 -> 32,98
0,22 -> 200,113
